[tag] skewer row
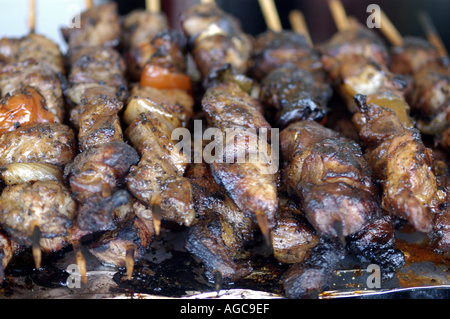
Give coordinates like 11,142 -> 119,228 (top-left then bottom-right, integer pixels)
0,0 -> 449,299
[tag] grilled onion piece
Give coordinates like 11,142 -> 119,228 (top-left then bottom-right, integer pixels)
0,163 -> 63,185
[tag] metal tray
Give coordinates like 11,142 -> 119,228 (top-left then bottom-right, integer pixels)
1,224 -> 449,299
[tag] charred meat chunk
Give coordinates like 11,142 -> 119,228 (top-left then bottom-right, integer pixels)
259,66 -> 331,128
346,215 -> 405,281
185,162 -> 253,282
64,142 -> 140,231
76,87 -> 124,152
280,120 -> 382,238
389,36 -> 440,76
65,46 -> 128,106
250,30 -> 325,82
202,81 -> 271,133
282,237 -> 345,299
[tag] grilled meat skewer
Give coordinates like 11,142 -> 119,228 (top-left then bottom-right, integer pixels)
201,73 -> 279,239
0,122 -> 78,272
353,95 -> 443,232
122,27 -> 196,230
61,3 -> 152,278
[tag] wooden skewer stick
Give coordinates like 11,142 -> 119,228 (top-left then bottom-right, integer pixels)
72,240 -> 88,285
289,9 -> 313,47
328,0 -> 349,32
418,11 -> 449,58
146,0 -> 160,13
379,10 -> 404,47
28,0 -> 36,34
125,245 -> 135,280
152,203 -> 162,236
258,0 -> 283,32
255,209 -> 270,244
85,0 -> 93,9
31,220 -> 42,269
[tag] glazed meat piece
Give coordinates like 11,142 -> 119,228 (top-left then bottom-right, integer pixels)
282,237 -> 345,299
64,142 -> 140,231
0,33 -> 65,75
250,30 -> 325,82
180,3 -> 253,80
0,59 -> 66,123
346,215 -> 405,281
62,2 -> 120,50
259,66 -> 332,128
0,181 -> 76,245
389,36 -> 440,76
125,112 -> 188,174
65,46 -> 128,106
319,20 -> 389,67
125,113 -> 195,227
429,174 -> 450,253
121,9 -> 169,50
185,162 -> 253,282
280,120 -> 382,237
353,95 -> 442,232
0,122 -> 76,168
270,195 -> 319,264
408,58 -> 450,135
76,87 -> 124,152
87,200 -> 155,268
202,81 -> 271,133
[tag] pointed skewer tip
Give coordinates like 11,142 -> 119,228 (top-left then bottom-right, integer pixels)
255,209 -> 270,244
126,245 -> 135,280
31,222 -> 42,270
152,203 -> 162,236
